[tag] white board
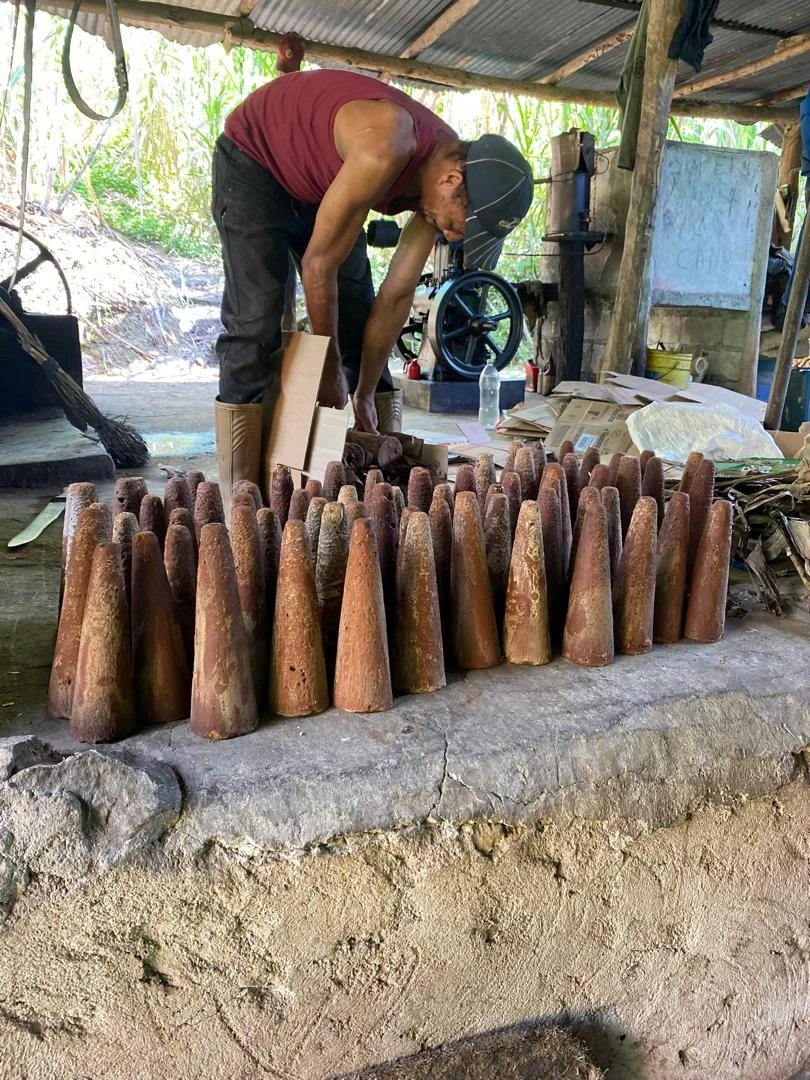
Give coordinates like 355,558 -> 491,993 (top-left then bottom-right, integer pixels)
651,141 -> 778,311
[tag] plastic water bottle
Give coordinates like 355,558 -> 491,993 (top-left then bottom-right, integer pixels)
478,361 -> 501,430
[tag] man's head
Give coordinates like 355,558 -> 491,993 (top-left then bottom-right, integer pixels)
420,134 -> 534,269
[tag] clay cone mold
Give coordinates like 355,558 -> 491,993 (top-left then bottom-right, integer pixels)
112,511 -> 139,610
484,482 -> 504,518
601,486 -> 623,586
194,481 -> 225,541
231,504 -> 268,705
70,543 -> 135,743
364,468 -> 384,503
616,456 -> 642,537
428,494 -> 453,653
654,491 -> 690,645
514,446 -> 538,501
640,455 -> 666,526
315,502 -> 350,682
338,484 -> 358,507
580,447 -> 600,485
305,478 -> 323,501
288,488 -> 310,523
164,476 -> 193,517
394,512 -> 445,694
679,451 -> 704,493
257,508 -> 283,627
541,464 -> 572,579
474,454 -> 496,515
369,483 -> 399,639
323,460 -> 347,502
132,530 -> 191,724
684,500 -> 733,644
47,503 -> 113,720
269,464 -> 294,526
588,463 -> 610,491
500,470 -> 522,538
640,449 -> 655,476
504,501 -> 551,666
570,486 -> 601,573
138,494 -> 167,549
537,485 -> 565,644
454,463 -> 476,496
164,522 -> 196,665
62,483 -> 96,604
432,482 -> 455,518
530,442 -> 547,480
451,491 -> 500,669
334,518 -> 393,712
186,471 -> 205,502
304,496 -> 328,560
687,458 -> 716,583
343,498 -> 368,531
483,493 -> 512,634
558,439 -> 575,462
562,453 -> 582,517
391,485 -> 405,519
232,480 -> 263,512
607,453 -> 624,488
190,523 -> 258,740
269,520 -> 328,717
114,476 -> 147,516
613,496 -> 658,656
562,500 -> 614,668
408,466 -> 434,513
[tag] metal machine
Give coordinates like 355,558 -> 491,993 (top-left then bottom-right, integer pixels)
367,220 -> 524,381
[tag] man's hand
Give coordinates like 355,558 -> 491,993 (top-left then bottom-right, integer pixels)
317,342 -> 349,409
352,390 -> 378,434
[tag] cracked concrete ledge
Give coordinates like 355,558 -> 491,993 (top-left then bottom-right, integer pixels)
3,609 -> 809,856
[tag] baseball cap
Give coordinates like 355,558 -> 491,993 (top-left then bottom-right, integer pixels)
463,134 -> 534,271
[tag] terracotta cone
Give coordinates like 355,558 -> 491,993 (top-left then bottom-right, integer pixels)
323,460 -> 347,502
47,503 -> 113,720
454,463 -> 476,496
257,508 -> 282,626
164,476 -> 193,516
483,492 -> 512,633
562,453 -> 582,517
315,502 -> 350,682
607,453 -> 624,488
640,449 -> 655,476
641,455 -> 666,526
451,491 -> 500,669
344,498 -> 368,532
114,476 -> 147,516
601,486 -> 623,586
168,507 -> 196,556
194,481 -> 225,541
269,464 -> 294,526
304,497 -> 328,561
687,458 -> 716,583
580,447 -> 600,482
190,523 -> 258,739
588,463 -> 611,490
186,471 -> 206,502
654,491 -> 690,645
616,456 -> 642,537
530,442 -> 547,480
504,442 -> 521,470
537,485 -> 565,644
230,504 -> 268,705
405,465 -> 432,513
288,487 -> 310,523
684,500 -> 733,644
432,482 -> 455,518
138,494 -> 167,549
484,482 -> 504,518
62,483 -> 96,607
428,494 -> 453,655
679,451 -> 704,494
334,518 -> 393,712
394,512 -> 445,694
514,446 -> 538,501
364,468 -> 384,503
542,464 -> 572,579
164,522 -> 196,666
613,496 -> 658,655
391,485 -> 405,519
562,500 -> 614,668
570,486 -> 601,573
232,479 -> 263,512
504,500 -> 551,666
303,478 -> 322,500
131,530 -> 191,724
474,454 -> 496,515
112,511 -> 139,610
70,543 -> 136,744
558,439 -> 575,462
500,470 -> 522,538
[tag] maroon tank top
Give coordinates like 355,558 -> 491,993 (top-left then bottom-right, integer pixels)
224,69 -> 455,213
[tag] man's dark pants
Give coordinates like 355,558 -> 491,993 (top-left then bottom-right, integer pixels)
212,134 -> 393,405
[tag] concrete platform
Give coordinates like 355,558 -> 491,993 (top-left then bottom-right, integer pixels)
396,372 -> 526,414
0,412 -> 114,487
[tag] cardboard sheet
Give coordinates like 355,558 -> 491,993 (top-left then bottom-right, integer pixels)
544,399 -> 638,457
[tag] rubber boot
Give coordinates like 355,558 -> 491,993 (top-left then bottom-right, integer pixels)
451,491 -> 500,669
215,399 -> 263,524
613,496 -> 658,655
231,503 -> 268,706
394,512 -> 445,694
164,522 -> 196,666
375,389 -> 403,434
654,492 -> 690,645
562,500 -> 614,668
504,500 -> 551,666
684,500 -> 732,644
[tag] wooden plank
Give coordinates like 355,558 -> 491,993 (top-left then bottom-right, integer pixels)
753,81 -> 810,107
765,211 -> 810,430
536,24 -> 635,85
675,34 -> 810,99
771,123 -> 803,249
400,0 -> 483,59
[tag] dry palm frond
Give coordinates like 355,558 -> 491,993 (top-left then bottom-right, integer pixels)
0,294 -> 149,468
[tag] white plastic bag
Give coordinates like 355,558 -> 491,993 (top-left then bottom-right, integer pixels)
626,401 -> 783,462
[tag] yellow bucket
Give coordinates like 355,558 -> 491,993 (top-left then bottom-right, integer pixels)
645,348 -> 692,389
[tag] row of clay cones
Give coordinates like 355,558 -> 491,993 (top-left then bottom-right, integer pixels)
47,447 -> 732,744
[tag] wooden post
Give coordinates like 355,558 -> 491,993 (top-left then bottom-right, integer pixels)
771,123 -> 803,249
557,240 -> 586,381
764,215 -> 810,430
599,0 -> 687,378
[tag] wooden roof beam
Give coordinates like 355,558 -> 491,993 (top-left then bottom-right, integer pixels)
750,81 -> 810,107
675,33 -> 810,98
400,0 -> 483,59
535,24 -> 635,85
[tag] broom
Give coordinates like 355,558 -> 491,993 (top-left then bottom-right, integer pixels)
0,293 -> 150,469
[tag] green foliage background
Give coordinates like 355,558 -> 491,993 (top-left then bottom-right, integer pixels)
0,9 -> 779,277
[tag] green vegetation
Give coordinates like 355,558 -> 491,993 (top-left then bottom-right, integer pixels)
0,9 -> 778,273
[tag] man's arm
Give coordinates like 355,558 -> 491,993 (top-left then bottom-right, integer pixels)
352,213 -> 437,432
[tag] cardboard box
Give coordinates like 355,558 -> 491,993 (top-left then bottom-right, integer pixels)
771,430 -> 805,458
544,398 -> 638,458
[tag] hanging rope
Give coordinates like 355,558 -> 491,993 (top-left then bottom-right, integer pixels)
62,0 -> 128,121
